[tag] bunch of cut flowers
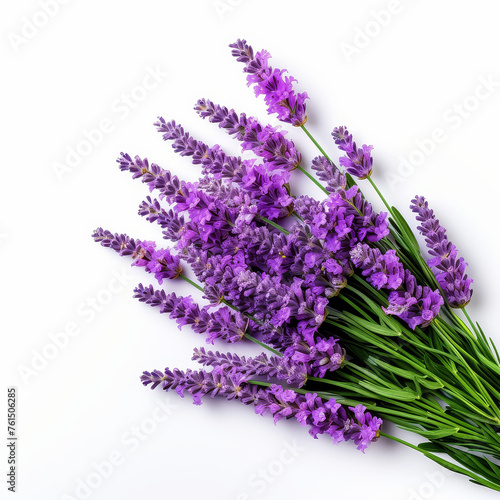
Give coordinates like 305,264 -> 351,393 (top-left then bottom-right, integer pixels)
93,39 -> 500,491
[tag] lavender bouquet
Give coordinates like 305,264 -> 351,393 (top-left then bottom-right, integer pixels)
93,39 -> 500,491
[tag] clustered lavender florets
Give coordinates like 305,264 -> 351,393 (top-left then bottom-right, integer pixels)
350,243 -> 444,329
410,196 -> 473,308
91,39 -> 474,455
229,39 -> 308,126
141,366 -> 382,452
331,126 -> 374,180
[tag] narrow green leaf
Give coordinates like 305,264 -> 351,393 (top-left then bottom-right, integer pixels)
359,381 -> 419,401
367,357 -> 419,380
418,378 -> 444,390
418,428 -> 460,439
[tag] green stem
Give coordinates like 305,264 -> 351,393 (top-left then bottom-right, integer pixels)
463,307 -> 480,339
300,125 -> 335,164
180,274 -> 204,292
244,334 -> 282,356
367,177 -> 393,216
259,216 -> 290,234
296,165 -> 328,195
379,432 -> 500,492
181,275 -> 279,357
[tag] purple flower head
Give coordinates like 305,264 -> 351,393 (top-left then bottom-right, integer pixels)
229,39 -> 308,126
141,366 -> 247,406
311,156 -> 347,194
195,99 -> 302,173
327,187 -> 389,243
332,126 -> 373,180
145,248 -> 182,283
350,244 -> 404,291
92,228 -> 143,257
134,284 -> 248,344
348,404 -> 383,453
156,118 -> 293,222
92,229 -> 182,283
118,153 -> 182,204
130,241 -> 158,269
192,347 -> 308,388
410,196 -> 473,308
383,270 -> 444,329
351,243 -> 443,329
138,196 -> 188,245
291,337 -> 344,378
142,362 -> 381,451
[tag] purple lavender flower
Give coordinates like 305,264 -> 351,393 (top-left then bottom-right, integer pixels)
350,244 -> 404,291
290,337 -> 345,378
348,404 -> 383,452
350,243 -> 444,329
141,366 -> 246,405
332,126 -> 373,180
146,248 -> 182,283
155,118 -> 294,220
138,197 -> 187,244
141,366 -> 381,451
118,153 -> 181,204
257,384 -> 381,452
92,227 -> 143,257
194,98 -> 302,172
229,39 -> 308,126
134,284 -> 248,344
92,229 -> 182,282
311,156 -> 347,194
327,186 -> 389,243
192,347 -> 308,388
410,196 -> 473,308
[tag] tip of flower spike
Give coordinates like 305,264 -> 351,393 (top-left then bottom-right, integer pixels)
194,98 -> 208,113
229,39 -> 254,63
91,227 -> 112,243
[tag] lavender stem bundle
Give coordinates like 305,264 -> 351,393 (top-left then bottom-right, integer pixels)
92,39 -> 500,492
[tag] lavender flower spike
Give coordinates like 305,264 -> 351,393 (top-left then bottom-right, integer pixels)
311,155 -> 347,194
350,243 -> 443,329
92,229 -> 182,283
332,126 -> 373,180
141,367 -> 382,452
229,39 -> 309,127
134,284 -> 247,344
192,347 -> 308,388
194,98 -> 302,172
410,196 -> 473,308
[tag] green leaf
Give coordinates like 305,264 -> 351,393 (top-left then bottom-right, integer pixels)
418,442 -> 445,453
343,313 -> 402,336
478,353 -> 500,376
417,378 -> 444,390
367,357 -> 419,379
396,423 -> 459,440
418,428 -> 460,439
389,206 -> 421,254
359,381 -> 419,401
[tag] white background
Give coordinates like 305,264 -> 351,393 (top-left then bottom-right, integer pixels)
2,1 -> 500,499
